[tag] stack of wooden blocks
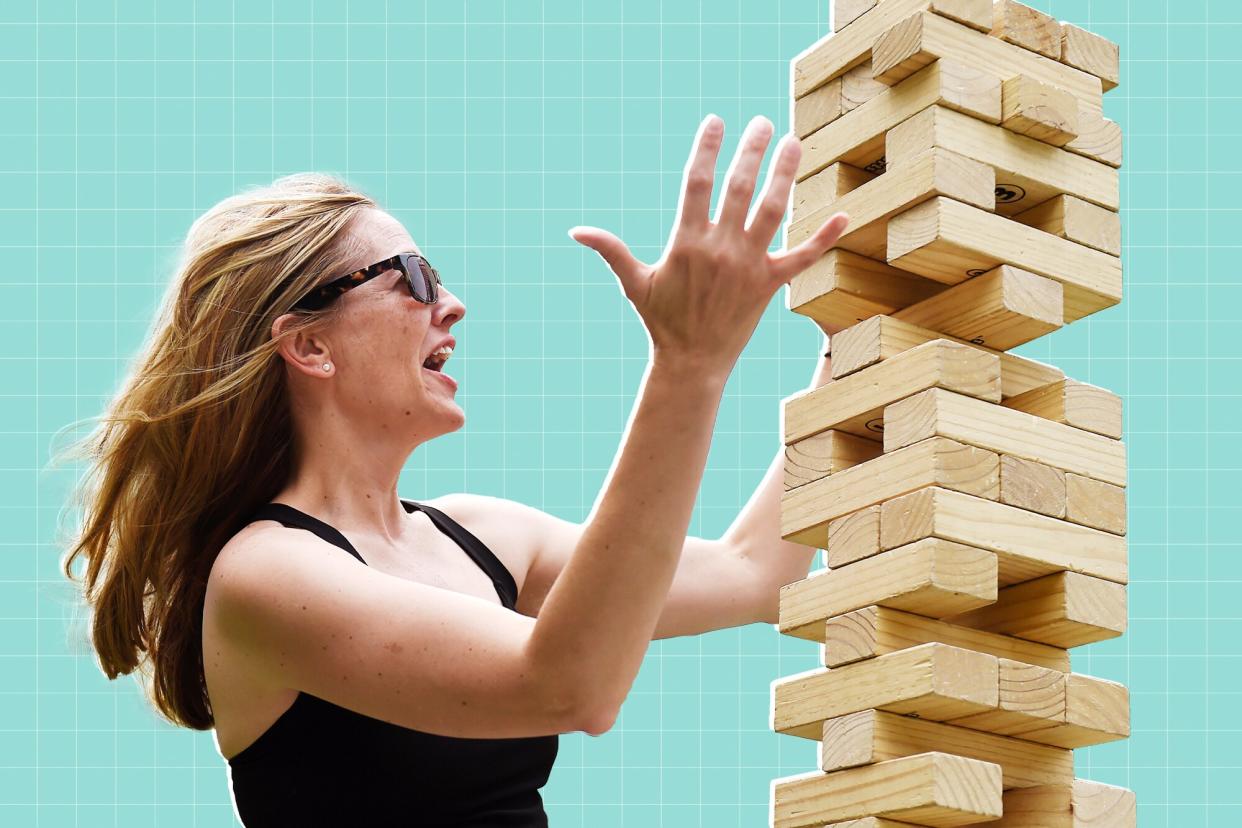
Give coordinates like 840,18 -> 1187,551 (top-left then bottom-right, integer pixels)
772,1 -> 1134,825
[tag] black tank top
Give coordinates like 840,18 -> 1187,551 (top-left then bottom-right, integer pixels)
225,499 -> 559,827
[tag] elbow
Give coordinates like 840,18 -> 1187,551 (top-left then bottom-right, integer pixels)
575,700 -> 620,736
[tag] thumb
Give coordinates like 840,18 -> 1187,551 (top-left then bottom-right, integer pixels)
568,226 -> 646,299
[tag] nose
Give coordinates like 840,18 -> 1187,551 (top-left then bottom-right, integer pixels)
434,286 -> 466,326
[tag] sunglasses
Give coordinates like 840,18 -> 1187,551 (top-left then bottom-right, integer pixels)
290,251 -> 442,312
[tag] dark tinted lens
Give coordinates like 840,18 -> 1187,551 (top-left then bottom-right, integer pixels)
412,256 -> 438,302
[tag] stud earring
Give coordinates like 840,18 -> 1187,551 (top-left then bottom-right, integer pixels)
322,363 -> 331,371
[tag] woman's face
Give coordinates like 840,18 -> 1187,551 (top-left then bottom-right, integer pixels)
311,208 -> 468,442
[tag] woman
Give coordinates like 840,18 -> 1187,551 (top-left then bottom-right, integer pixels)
60,114 -> 848,826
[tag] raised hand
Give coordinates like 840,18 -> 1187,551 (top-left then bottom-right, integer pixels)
569,114 -> 849,377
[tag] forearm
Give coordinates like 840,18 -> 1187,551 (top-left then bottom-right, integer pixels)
724,339 -> 836,624
527,356 -> 728,721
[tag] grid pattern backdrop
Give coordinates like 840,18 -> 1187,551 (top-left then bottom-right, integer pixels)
2,0 -> 1239,825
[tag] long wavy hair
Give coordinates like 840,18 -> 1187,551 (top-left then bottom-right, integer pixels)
53,172 -> 378,730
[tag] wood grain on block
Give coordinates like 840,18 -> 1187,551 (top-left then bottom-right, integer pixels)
884,387 -> 1127,486
869,10 -> 1102,112
773,643 -> 999,739
779,536 -> 997,640
1001,75 -> 1079,146
793,0 -> 994,98
820,709 -> 1073,789
1066,473 -> 1126,535
949,658 -> 1067,736
792,162 -> 875,223
884,104 -> 1118,214
842,59 -> 891,112
960,780 -> 1136,827
834,0 -> 877,32
880,487 -> 1128,584
823,605 -> 1070,671
894,265 -> 1063,351
1014,194 -> 1121,256
886,197 -> 1122,322
1061,23 -> 1120,92
1067,105 -> 1122,167
821,819 -> 913,828
772,752 -> 1002,828
830,315 -> 1064,399
1000,455 -> 1067,518
1019,674 -> 1130,749
949,570 -> 1127,648
784,338 -> 1000,444
782,436 -> 1000,548
795,77 -> 844,139
785,430 -> 883,490
790,147 -> 996,256
787,249 -> 947,332
1002,378 -> 1123,440
798,57 -> 1000,182
990,0 -> 1062,59
1073,779 -> 1138,826
828,505 -> 882,567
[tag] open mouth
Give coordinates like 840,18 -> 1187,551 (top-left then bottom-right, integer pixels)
422,354 -> 447,372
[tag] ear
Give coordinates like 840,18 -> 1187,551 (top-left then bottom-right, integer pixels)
272,314 -> 334,378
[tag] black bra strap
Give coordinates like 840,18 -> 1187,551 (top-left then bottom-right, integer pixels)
249,502 -> 368,565
403,500 -> 519,610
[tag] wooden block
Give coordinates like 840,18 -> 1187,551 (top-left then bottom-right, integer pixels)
990,0 -> 1061,59
830,315 -> 1065,399
1072,779 -> 1137,826
1066,473 -> 1126,535
773,752 -> 1002,827
795,77 -> 844,139
1020,673 -> 1130,748
824,605 -> 1071,671
1014,194 -> 1121,256
886,196 -> 1122,322
785,429 -> 883,490
784,338 -> 1000,444
773,642 -> 999,739
949,658 -> 1067,736
949,570 -> 1127,648
790,147 -> 997,256
793,0 -> 994,99
779,536 -> 998,640
798,57 -> 1001,181
827,505 -> 882,567
961,780 -> 1136,826
820,709 -> 1073,789
1000,454 -> 1066,518
834,0 -> 877,31
787,249 -> 948,332
782,436 -> 1000,548
822,820 -> 910,828
1061,23 -> 1120,92
842,58 -> 890,112
868,10 -> 1103,112
1066,105 -> 1122,168
885,104 -> 1118,214
1001,75 -> 1078,146
880,487 -> 1128,585
894,264 -> 1063,351
885,387 -> 1127,486
1002,378 -> 1123,440
792,161 -> 875,223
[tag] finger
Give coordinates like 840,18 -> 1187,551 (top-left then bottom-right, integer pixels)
674,115 -> 726,234
568,226 -> 648,299
747,132 -> 802,244
768,212 -> 850,284
715,116 -> 774,230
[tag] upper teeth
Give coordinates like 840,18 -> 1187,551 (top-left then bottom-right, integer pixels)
430,345 -> 453,361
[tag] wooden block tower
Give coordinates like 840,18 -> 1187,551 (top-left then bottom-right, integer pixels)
773,1 -> 1133,825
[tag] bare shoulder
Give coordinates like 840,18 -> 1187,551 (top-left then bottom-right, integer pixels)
418,493 -> 579,601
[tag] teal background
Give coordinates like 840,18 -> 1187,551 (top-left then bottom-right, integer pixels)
2,0 -> 1238,824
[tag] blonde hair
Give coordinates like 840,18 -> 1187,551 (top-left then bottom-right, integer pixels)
54,172 -> 378,729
